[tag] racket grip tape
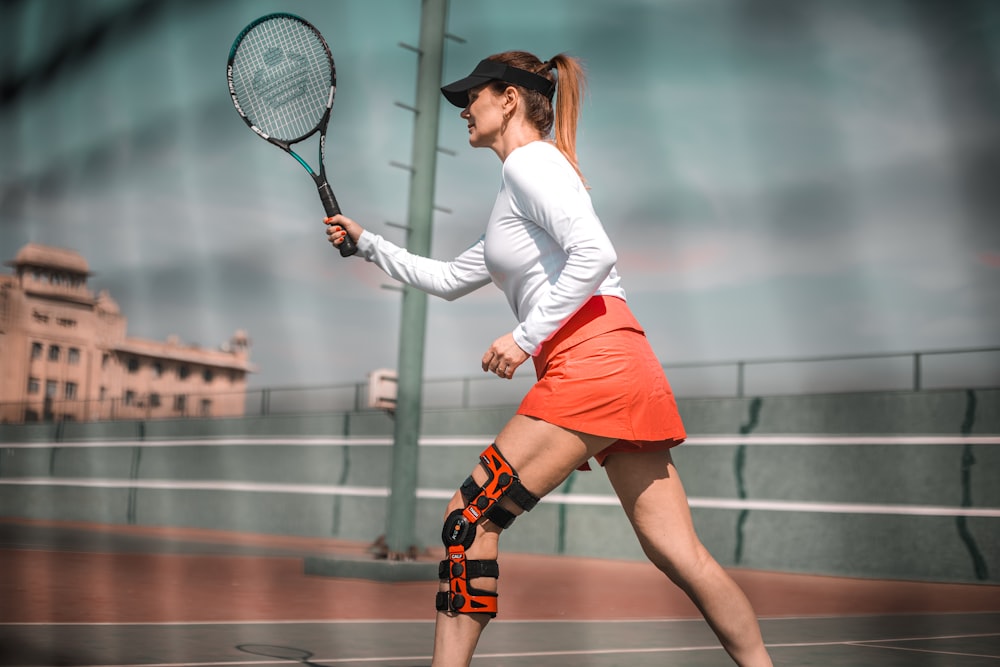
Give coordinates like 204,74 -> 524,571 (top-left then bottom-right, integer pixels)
318,182 -> 357,257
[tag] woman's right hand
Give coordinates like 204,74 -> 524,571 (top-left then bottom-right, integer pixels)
324,214 -> 363,251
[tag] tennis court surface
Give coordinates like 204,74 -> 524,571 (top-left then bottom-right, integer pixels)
2,519 -> 998,666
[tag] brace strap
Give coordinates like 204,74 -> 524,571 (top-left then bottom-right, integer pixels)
438,558 -> 499,581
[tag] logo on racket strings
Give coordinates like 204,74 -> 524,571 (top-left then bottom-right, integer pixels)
253,48 -> 309,109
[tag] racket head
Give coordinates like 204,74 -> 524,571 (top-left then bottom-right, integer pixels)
227,13 -> 336,144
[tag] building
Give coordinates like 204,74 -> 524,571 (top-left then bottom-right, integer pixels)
0,243 -> 253,424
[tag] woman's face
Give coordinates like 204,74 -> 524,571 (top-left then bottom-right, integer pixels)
460,84 -> 505,149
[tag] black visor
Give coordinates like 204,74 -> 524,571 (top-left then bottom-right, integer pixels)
441,59 -> 555,108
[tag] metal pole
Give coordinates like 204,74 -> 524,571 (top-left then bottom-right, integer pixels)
385,0 -> 449,557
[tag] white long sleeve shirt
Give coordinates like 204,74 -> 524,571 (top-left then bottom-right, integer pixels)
355,141 -> 626,355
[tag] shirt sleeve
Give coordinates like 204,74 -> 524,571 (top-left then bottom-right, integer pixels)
355,230 -> 492,301
504,150 -> 618,354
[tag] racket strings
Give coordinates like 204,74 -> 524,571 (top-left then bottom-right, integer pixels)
231,16 -> 333,141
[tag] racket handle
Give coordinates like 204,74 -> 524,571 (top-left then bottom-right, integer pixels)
318,182 -> 357,257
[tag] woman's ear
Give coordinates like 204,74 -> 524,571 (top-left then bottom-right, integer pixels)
502,85 -> 519,114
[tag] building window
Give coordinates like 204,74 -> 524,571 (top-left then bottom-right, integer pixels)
48,345 -> 60,362
57,317 -> 76,327
33,311 -> 49,324
99,386 -> 107,401
200,399 -> 212,417
31,342 -> 43,359
127,358 -> 139,373
150,393 -> 161,408
153,362 -> 163,378
68,348 -> 80,364
27,377 -> 40,394
102,353 -> 109,368
45,380 -> 58,398
178,365 -> 190,380
203,368 -> 214,383
65,382 -> 77,400
124,390 -> 136,406
24,410 -> 39,422
174,395 -> 187,412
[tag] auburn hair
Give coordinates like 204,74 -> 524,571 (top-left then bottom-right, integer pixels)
486,51 -> 587,181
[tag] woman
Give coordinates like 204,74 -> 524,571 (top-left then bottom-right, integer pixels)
325,51 -> 773,667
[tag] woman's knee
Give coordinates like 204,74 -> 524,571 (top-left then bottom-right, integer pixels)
444,489 -> 467,518
441,483 -> 502,557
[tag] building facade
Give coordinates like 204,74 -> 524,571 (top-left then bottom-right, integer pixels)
0,243 -> 253,424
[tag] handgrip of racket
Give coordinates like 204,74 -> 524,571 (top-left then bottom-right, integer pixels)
318,182 -> 357,257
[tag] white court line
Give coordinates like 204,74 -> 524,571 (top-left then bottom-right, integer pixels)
2,477 -> 999,517
767,631 -> 1000,649
2,434 -> 999,448
81,658 -> 433,667
776,631 -> 1000,660
850,641 -> 1000,660
17,632 -> 1000,667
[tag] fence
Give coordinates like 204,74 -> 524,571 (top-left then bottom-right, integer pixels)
662,345 -> 1000,399
2,346 -> 998,424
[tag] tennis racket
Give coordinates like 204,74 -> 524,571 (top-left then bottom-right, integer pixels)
227,12 -> 357,257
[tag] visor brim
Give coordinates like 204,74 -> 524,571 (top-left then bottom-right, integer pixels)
440,75 -> 491,108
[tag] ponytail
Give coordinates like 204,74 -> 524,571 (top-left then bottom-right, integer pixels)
547,54 -> 586,182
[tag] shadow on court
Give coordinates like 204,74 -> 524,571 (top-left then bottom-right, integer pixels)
2,519 -> 998,666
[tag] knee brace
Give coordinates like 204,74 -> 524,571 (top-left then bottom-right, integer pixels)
435,443 -> 539,617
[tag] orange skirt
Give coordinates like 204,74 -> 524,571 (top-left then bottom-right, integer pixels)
517,296 -> 686,469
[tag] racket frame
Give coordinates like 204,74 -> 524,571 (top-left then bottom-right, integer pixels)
227,12 -> 356,256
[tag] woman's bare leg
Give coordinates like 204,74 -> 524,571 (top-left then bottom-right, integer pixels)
430,415 -> 616,667
604,448 -> 773,666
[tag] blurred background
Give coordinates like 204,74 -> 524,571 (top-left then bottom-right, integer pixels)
2,0 -> 999,393
2,1 -> 999,597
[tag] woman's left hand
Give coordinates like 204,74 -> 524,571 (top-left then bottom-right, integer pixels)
482,333 -> 529,379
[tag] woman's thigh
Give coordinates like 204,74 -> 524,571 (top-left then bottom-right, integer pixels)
486,414 -> 617,499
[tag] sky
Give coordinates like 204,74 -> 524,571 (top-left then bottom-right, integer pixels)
1,0 -> 999,392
